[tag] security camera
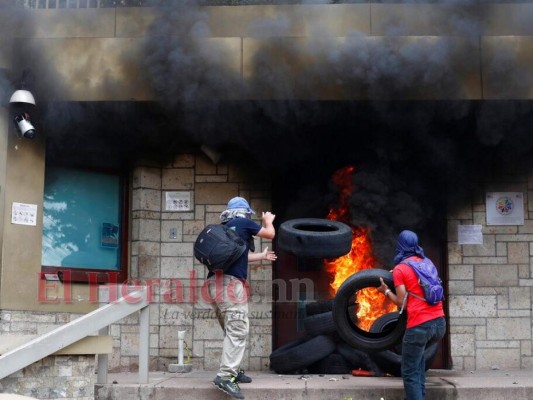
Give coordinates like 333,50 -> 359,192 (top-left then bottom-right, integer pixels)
13,113 -> 36,139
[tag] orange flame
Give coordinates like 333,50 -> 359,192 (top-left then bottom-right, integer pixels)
325,166 -> 396,331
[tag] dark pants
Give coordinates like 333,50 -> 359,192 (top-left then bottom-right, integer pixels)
401,317 -> 446,400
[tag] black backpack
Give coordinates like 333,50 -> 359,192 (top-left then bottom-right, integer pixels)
194,224 -> 247,272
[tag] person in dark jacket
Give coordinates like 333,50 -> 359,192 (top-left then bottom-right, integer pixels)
209,197 -> 276,399
377,230 -> 445,400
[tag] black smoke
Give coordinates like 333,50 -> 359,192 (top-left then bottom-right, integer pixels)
6,1 -> 533,264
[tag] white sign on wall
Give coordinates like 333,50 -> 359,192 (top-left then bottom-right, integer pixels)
486,192 -> 524,226
458,224 -> 483,245
165,191 -> 192,211
11,202 -> 38,226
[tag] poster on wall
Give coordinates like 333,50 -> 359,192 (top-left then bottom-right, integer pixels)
486,192 -> 524,225
11,202 -> 38,226
101,223 -> 119,248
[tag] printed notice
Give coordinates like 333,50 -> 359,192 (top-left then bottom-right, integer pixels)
101,222 -> 119,248
165,191 -> 191,211
458,224 -> 483,245
11,202 -> 38,226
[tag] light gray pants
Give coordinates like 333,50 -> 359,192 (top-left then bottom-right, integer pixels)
208,275 -> 249,379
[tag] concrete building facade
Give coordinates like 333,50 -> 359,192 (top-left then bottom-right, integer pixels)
1,3 -> 533,389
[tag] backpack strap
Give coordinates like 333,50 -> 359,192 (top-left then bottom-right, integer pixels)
402,258 -> 430,303
397,258 -> 426,313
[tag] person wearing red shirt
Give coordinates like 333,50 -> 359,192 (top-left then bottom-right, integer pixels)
378,230 -> 445,400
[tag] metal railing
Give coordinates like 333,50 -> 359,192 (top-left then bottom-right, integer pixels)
0,285 -> 150,384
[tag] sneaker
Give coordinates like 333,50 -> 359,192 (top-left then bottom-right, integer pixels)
236,369 -> 252,383
213,375 -> 245,399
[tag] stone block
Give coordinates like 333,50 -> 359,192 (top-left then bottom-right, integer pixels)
132,188 -> 162,212
119,333 -> 140,357
449,280 -> 474,295
194,182 -> 239,205
162,169 -> 195,190
196,175 -> 228,183
476,348 -> 521,369
522,340 -> 532,357
496,242 -> 508,256
204,347 -> 223,370
170,154 -> 195,168
448,243 -> 463,264
161,220 -> 183,242
450,333 -> 475,356
449,264 -> 474,280
194,318 -> 223,341
248,333 -> 271,357
519,264 -> 530,278
509,287 -> 531,309
139,219 -> 161,242
159,325 -> 190,350
508,242 -> 529,264
137,255 -> 160,279
132,166 -> 161,190
487,318 -> 531,340
486,226 -> 518,234
448,296 -> 497,318
138,242 -> 161,256
160,304 -> 195,327
195,156 -> 218,175
168,363 -> 193,373
475,325 -> 487,340
160,257 -> 194,280
477,340 -> 520,349
183,220 -> 206,235
463,235 -> 496,256
520,219 -> 533,234
473,211 -> 486,225
161,242 -> 194,257
475,264 -> 518,287
449,325 -> 475,334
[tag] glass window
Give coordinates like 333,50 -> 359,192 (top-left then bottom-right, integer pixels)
41,167 -> 128,283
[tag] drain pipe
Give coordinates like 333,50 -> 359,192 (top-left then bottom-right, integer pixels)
169,330 -> 192,373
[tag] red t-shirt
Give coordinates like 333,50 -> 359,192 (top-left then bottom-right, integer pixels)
393,256 -> 445,329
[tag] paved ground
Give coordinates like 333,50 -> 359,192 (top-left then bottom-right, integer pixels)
94,369 -> 533,400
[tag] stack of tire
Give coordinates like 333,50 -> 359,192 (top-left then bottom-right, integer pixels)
270,219 -> 438,376
269,298 -> 383,375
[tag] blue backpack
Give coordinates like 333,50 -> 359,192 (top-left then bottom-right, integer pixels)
403,257 -> 444,306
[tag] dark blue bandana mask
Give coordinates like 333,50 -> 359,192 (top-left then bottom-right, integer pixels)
393,230 -> 426,265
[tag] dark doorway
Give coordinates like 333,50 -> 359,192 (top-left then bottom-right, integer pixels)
271,208 -> 450,369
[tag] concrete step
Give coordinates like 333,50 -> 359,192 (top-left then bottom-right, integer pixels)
94,369 -> 533,400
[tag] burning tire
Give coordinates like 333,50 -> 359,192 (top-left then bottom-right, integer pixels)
278,218 -> 352,259
308,352 -> 352,374
332,269 -> 407,352
305,299 -> 334,316
369,312 -> 439,377
269,335 -> 336,374
303,311 -> 336,336
336,342 -> 383,376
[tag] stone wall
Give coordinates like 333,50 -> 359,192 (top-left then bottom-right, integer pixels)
447,176 -> 533,370
6,155 -> 533,374
0,355 -> 95,400
124,152 -> 274,372
0,310 -> 95,399
0,151 -> 273,380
